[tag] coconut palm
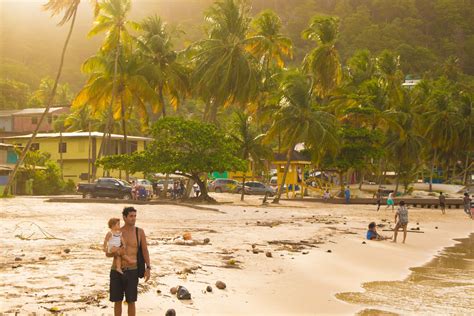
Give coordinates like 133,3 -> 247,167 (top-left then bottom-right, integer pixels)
138,15 -> 189,118
87,0 -> 138,168
3,0 -> 98,196
247,10 -> 293,82
302,16 -> 342,99
266,71 -> 338,203
231,110 -> 272,201
190,0 -> 260,122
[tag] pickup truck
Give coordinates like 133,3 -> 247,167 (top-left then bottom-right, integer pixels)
77,178 -> 132,199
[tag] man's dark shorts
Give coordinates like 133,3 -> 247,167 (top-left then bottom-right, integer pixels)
110,269 -> 139,303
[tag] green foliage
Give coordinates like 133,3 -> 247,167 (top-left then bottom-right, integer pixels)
0,79 -> 30,110
99,116 -> 247,177
32,161 -> 65,195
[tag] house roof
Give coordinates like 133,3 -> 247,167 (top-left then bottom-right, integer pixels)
0,142 -> 15,148
2,132 -> 152,141
0,107 -> 68,117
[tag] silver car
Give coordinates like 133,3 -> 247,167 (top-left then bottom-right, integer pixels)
209,178 -> 239,193
236,181 -> 275,196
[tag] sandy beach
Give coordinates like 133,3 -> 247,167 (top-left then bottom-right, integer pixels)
0,194 -> 472,315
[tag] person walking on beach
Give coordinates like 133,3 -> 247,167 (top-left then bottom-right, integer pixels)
374,189 -> 382,211
386,191 -> 395,211
344,186 -> 351,204
106,207 -> 151,316
392,200 -> 409,243
463,193 -> 472,219
439,192 -> 446,214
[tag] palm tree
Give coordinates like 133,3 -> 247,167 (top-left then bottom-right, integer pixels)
302,16 -> 342,99
3,0 -> 98,196
266,71 -> 338,203
190,0 -> 260,122
231,111 -> 272,201
86,0 -> 137,168
138,15 -> 189,118
246,10 -> 293,83
73,52 -> 159,180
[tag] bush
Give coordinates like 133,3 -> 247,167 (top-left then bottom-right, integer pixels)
32,162 -> 65,195
64,179 -> 76,193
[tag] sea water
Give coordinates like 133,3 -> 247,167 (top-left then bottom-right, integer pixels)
336,233 -> 474,315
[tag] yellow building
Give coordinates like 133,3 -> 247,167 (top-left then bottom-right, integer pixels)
1,132 -> 151,183
273,151 -> 311,199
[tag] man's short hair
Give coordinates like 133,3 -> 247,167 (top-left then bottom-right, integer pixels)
108,218 -> 120,228
399,200 -> 405,206
123,206 -> 137,217
368,222 -> 376,229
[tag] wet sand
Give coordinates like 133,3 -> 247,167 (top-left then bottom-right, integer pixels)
0,194 -> 472,315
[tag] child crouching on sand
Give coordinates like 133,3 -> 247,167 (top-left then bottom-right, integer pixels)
103,218 -> 125,274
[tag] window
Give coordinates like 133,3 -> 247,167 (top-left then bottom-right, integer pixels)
30,143 -> 40,151
130,141 -> 138,153
58,142 -> 67,153
31,117 -> 38,124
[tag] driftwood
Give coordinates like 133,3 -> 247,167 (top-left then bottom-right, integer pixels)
382,229 -> 425,233
14,221 -> 65,241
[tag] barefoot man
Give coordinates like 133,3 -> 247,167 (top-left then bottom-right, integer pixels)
106,207 -> 151,316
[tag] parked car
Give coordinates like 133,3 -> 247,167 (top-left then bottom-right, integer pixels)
135,179 -> 154,199
235,181 -> 276,196
77,178 -> 132,199
155,179 -> 175,193
209,178 -> 239,193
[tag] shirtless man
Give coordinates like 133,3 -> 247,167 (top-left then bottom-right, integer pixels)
106,207 -> 151,316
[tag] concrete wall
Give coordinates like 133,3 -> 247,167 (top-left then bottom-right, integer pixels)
0,117 -> 13,132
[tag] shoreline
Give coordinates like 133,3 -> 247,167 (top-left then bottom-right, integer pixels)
1,196 -> 472,315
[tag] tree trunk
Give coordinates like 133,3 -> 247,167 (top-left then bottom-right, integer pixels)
161,174 -> 170,198
429,149 -> 437,192
159,86 -> 166,118
395,168 -> 400,195
59,130 -> 64,180
3,6 -> 78,197
358,170 -> 364,190
240,174 -> 246,201
120,95 -> 129,181
273,147 -> 293,204
88,121 -> 92,183
463,151 -> 470,185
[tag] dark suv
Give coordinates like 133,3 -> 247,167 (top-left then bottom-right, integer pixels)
209,178 -> 239,193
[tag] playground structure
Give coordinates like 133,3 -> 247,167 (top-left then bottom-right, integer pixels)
273,152 -> 311,199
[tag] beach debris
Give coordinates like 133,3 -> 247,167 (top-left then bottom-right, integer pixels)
183,232 -> 192,240
327,250 -> 332,253
170,287 -> 178,295
14,257 -> 22,261
49,306 -> 61,313
203,238 -> 210,244
435,226 -> 438,229
177,286 -> 191,300
206,285 -> 213,292
12,264 -> 22,269
165,308 -> 176,316
251,244 -> 256,249
257,220 -> 281,228
302,251 -> 309,255
252,249 -> 259,254
13,221 -> 65,241
215,281 -> 226,290
362,241 -> 366,244
265,251 -> 272,258
63,248 -> 71,254
39,256 -> 46,260
157,289 -> 162,294
243,209 -> 246,212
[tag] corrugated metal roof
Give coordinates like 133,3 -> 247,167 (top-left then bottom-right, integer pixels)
2,132 -> 152,141
12,107 -> 67,116
0,142 -> 15,148
0,109 -> 21,117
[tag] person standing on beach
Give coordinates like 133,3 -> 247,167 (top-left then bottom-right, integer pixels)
392,200 -> 409,243
463,193 -> 472,219
106,207 -> 151,316
344,186 -> 351,204
374,189 -> 382,211
439,192 -> 446,214
386,191 -> 395,211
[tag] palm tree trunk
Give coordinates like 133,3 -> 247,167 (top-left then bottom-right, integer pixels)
3,6 -> 78,197
273,147 -> 293,204
463,151 -> 470,185
159,86 -> 166,117
395,166 -> 400,195
59,130 -> 64,180
88,121 -> 92,183
240,174 -> 246,201
120,95 -> 128,181
429,149 -> 437,192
